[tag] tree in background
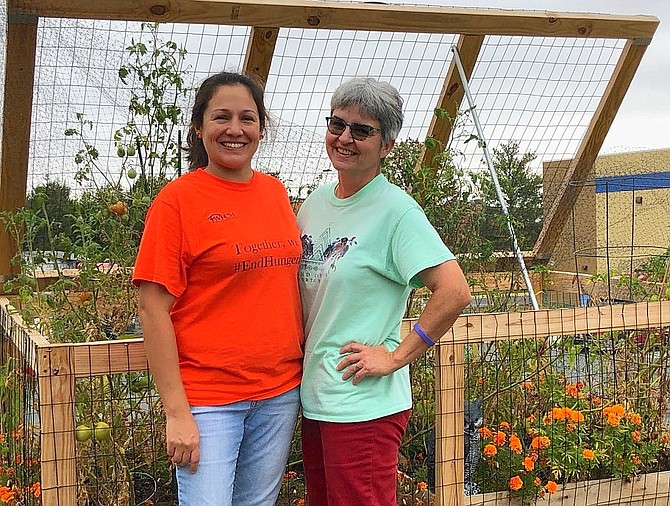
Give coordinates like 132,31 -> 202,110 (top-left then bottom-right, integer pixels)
478,141 -> 542,251
25,180 -> 77,253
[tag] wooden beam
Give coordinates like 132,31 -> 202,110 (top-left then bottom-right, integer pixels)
448,299 -> 670,343
435,343 -> 465,506
8,0 -> 659,38
400,300 -> 670,344
243,27 -> 279,88
421,35 -> 484,169
533,38 -> 653,257
0,296 -> 50,372
70,339 -> 149,377
470,470 -> 670,506
38,346 -> 77,506
0,12 -> 38,277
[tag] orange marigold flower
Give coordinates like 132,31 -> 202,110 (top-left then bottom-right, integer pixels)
477,377 -> 484,385
0,486 -> 16,502
591,396 -> 602,406
509,475 -> 523,491
565,384 -> 579,398
509,434 -> 522,454
632,455 -> 641,465
483,444 -> 498,457
531,436 -> 551,450
521,381 -> 534,390
523,456 -> 535,472
631,431 -> 642,442
542,414 -> 553,426
493,431 -> 507,446
582,449 -> 595,460
0,434 -> 4,442
14,455 -> 22,465
662,433 -> 670,444
546,481 -> 558,494
629,413 -> 642,425
551,407 -> 568,421
297,500 -> 306,506
606,414 -> 621,427
500,421 -> 511,430
526,415 -> 536,423
569,409 -> 585,423
479,427 -> 493,439
603,404 -> 625,417
533,477 -> 541,486
417,482 -> 428,491
31,482 -> 41,498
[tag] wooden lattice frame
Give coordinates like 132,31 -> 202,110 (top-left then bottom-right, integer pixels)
0,0 -> 660,277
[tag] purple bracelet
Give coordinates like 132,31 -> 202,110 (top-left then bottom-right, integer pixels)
413,322 -> 436,346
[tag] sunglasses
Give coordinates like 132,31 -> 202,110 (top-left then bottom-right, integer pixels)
326,116 -> 382,141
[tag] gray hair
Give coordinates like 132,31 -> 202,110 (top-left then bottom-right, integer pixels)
331,78 -> 404,146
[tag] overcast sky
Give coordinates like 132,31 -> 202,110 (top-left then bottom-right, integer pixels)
386,0 -> 669,154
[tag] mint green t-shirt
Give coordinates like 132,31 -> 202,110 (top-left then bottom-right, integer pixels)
297,174 -> 454,422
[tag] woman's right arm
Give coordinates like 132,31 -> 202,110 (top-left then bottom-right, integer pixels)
138,281 -> 200,474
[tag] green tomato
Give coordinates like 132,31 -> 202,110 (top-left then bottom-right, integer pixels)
76,424 -> 93,442
116,146 -> 126,158
127,167 -> 137,179
93,421 -> 112,442
126,145 -> 136,156
650,294 -> 659,302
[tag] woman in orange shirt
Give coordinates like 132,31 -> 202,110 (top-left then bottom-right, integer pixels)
133,72 -> 303,506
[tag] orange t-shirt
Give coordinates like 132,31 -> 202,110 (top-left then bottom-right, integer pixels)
133,169 -> 304,405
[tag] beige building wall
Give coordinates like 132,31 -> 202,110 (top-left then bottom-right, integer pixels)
593,149 -> 670,274
543,148 -> 670,275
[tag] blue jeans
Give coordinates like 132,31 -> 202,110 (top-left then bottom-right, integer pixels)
176,386 -> 300,506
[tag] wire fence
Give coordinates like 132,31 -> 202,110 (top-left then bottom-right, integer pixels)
2,297 -> 669,505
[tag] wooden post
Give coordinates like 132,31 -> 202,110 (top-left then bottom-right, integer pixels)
243,26 -> 279,88
435,342 -> 465,506
38,346 -> 77,506
0,11 -> 38,278
420,34 -> 484,171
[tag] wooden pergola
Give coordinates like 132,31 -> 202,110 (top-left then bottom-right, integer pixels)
1,1 -> 660,278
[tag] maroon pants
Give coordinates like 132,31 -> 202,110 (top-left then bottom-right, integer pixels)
301,410 -> 410,506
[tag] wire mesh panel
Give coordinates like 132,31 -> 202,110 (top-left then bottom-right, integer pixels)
70,348 -> 167,505
12,17 -> 627,199
0,301 -> 42,506
447,303 -> 670,506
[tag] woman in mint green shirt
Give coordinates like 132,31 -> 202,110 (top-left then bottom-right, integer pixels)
298,77 -> 471,505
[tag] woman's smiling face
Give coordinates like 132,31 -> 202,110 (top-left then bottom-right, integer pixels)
198,84 -> 262,181
326,105 -> 394,182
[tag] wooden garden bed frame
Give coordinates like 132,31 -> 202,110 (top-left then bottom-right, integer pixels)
3,296 -> 670,505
